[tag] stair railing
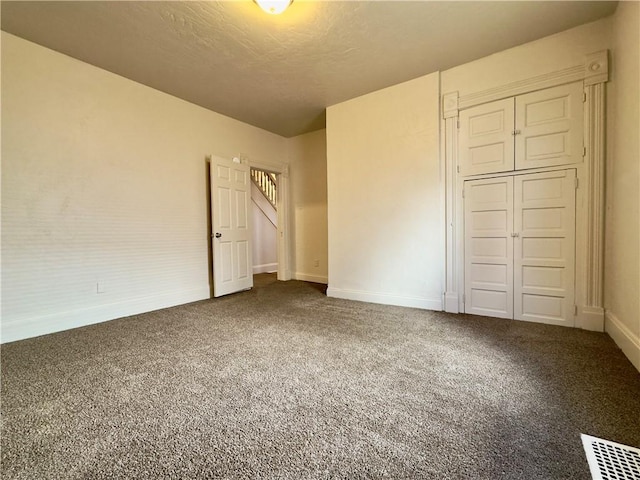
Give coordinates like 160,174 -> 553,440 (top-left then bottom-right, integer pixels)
250,168 -> 277,208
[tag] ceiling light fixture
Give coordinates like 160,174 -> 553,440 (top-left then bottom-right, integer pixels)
254,0 -> 293,15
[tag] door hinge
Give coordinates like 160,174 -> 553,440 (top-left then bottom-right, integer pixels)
583,146 -> 587,157
457,119 -> 460,129
575,177 -> 579,189
462,188 -> 465,198
583,92 -> 587,102
457,165 -> 460,173
574,305 -> 578,316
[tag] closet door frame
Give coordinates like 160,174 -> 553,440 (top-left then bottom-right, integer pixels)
442,50 -> 608,331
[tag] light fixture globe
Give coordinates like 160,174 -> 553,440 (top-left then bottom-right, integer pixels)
254,0 -> 293,15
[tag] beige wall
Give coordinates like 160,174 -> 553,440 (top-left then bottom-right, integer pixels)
326,73 -> 442,309
1,33 -> 288,342
605,1 -> 640,370
287,129 -> 328,284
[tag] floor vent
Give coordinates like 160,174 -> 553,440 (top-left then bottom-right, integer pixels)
581,434 -> 640,480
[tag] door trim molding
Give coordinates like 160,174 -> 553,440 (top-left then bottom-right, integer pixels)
441,50 -> 609,331
443,50 -> 609,115
443,115 -> 460,312
584,83 -> 606,309
247,158 -> 292,281
458,65 -> 584,111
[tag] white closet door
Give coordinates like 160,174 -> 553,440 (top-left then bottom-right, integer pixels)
515,82 -> 584,170
464,176 -> 514,319
513,170 -> 576,326
459,98 -> 515,176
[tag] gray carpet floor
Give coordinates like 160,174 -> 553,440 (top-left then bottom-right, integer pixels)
2,274 -> 639,479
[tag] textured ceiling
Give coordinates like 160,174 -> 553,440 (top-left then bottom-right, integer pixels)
1,1 -> 617,137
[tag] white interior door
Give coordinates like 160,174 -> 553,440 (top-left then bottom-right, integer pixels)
459,98 -> 515,176
464,176 -> 514,319
210,156 -> 253,297
515,82 -> 584,170
513,170 -> 576,326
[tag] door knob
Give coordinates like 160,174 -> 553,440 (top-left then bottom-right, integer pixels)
214,232 -> 222,238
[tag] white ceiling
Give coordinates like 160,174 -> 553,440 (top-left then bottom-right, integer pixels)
1,1 -> 617,137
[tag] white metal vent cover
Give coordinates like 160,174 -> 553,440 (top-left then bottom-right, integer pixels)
581,434 -> 640,480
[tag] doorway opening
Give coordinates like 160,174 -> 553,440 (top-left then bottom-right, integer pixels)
251,168 -> 278,277
249,159 -> 291,284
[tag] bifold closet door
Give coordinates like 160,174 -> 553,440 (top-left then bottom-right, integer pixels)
464,176 -> 514,319
513,170 -> 576,326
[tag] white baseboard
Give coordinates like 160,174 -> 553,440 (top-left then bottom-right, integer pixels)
294,272 -> 328,284
326,287 -> 442,311
579,306 -> 605,332
0,286 -> 210,344
605,311 -> 640,372
444,292 -> 460,313
253,263 -> 278,274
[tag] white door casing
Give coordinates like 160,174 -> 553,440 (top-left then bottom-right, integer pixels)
514,170 -> 576,326
464,176 -> 514,319
249,159 -> 292,282
459,98 -> 515,176
210,156 -> 253,297
515,83 -> 584,171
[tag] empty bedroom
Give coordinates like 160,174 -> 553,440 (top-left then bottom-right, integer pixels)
1,1 -> 639,478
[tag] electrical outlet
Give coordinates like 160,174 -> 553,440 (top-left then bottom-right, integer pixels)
314,259 -> 319,267
96,282 -> 105,294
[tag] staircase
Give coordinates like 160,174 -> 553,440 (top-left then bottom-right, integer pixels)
251,168 -> 277,208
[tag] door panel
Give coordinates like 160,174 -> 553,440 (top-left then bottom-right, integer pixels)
464,177 -> 514,319
211,156 -> 253,297
471,289 -> 510,316
521,294 -> 565,322
515,82 -> 584,170
237,240 -> 250,279
220,242 -> 233,282
217,189 -> 231,228
521,238 -> 565,262
522,207 -> 565,230
522,266 -> 565,291
471,263 -> 509,285
513,170 -> 575,326
459,98 -> 515,176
